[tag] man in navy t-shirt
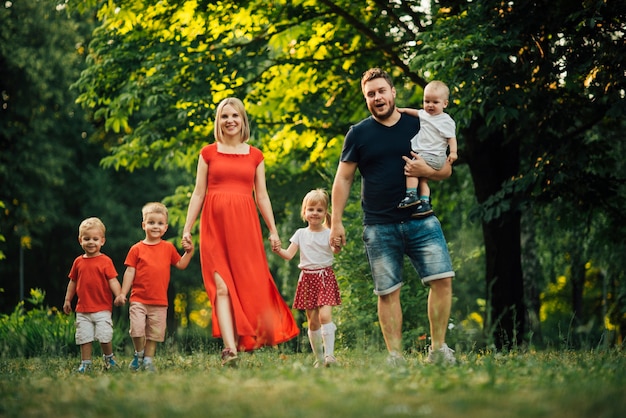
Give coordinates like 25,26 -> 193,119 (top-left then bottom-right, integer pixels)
330,68 -> 457,366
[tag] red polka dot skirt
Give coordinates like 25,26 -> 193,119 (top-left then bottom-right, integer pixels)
293,267 -> 342,310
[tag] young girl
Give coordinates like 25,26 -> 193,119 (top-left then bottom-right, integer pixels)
274,189 -> 342,367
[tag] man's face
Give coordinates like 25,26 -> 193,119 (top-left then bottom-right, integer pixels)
362,78 -> 396,121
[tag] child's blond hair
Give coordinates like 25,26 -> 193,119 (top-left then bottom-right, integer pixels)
141,202 -> 169,221
78,217 -> 106,238
300,188 -> 332,225
425,80 -> 450,100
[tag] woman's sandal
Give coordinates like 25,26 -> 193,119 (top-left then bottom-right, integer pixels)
221,348 -> 239,367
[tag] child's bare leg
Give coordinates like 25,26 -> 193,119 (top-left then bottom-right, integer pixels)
132,335 -> 146,353
80,342 -> 93,361
100,341 -> 113,356
418,177 -> 431,201
144,340 -> 157,358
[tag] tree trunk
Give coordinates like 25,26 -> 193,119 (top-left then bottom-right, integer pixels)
521,214 -> 543,342
482,213 -> 525,348
465,123 -> 526,349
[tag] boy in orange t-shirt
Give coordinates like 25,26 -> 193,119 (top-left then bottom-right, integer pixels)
115,202 -> 194,372
63,217 -> 122,373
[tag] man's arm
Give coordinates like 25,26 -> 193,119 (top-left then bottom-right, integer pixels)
403,151 -> 452,181
330,161 -> 357,251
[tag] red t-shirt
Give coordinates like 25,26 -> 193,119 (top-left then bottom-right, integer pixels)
124,240 -> 182,306
68,254 -> 118,313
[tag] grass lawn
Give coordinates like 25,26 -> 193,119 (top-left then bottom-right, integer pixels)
1,348 -> 624,418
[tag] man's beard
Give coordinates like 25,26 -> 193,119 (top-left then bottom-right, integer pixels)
370,99 -> 396,120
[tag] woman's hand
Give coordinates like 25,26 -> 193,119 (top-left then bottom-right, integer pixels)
268,233 -> 281,252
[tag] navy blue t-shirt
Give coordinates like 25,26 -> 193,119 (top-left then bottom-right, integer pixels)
341,113 -> 420,225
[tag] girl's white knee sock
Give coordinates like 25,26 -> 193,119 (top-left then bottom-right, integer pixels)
321,322 -> 337,357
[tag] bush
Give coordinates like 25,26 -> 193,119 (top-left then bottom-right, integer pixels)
0,288 -> 127,358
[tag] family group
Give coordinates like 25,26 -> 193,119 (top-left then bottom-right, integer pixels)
63,68 -> 458,373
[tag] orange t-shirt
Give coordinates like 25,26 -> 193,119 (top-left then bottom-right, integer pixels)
68,254 -> 118,313
124,240 -> 182,306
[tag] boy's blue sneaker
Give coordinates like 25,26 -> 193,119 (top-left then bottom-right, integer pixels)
129,353 -> 144,372
411,200 -> 434,218
398,191 -> 420,209
103,354 -> 121,371
77,362 -> 92,373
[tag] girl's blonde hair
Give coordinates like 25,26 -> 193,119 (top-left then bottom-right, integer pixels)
78,217 -> 106,238
214,97 -> 251,143
301,188 -> 332,225
141,202 -> 169,221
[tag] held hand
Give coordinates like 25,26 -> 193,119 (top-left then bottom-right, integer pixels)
114,294 -> 127,307
404,151 -> 452,180
268,233 -> 281,252
182,235 -> 194,253
329,224 -> 346,253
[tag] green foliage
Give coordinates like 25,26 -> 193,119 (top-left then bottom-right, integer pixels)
0,288 -> 129,359
0,289 -> 73,358
0,0 -> 92,241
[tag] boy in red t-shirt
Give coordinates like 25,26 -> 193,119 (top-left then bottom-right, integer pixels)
115,202 -> 194,372
64,217 -> 122,373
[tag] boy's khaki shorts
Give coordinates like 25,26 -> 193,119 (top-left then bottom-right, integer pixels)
129,302 -> 167,342
75,311 -> 113,345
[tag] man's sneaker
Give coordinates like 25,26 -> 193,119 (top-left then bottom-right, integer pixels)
323,355 -> 337,368
103,354 -> 121,371
129,353 -> 144,372
386,352 -> 407,368
77,362 -> 92,373
398,191 -> 420,209
142,361 -> 157,373
426,343 -> 456,365
411,200 -> 434,218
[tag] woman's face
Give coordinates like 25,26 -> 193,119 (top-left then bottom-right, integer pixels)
219,104 -> 242,140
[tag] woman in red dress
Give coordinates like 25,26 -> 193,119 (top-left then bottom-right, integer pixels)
182,97 -> 299,366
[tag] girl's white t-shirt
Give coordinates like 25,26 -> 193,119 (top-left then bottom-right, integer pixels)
289,227 -> 334,270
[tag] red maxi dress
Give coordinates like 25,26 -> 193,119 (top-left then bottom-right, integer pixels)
199,143 -> 299,351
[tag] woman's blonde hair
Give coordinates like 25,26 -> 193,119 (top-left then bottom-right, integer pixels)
301,188 -> 332,225
214,97 -> 251,143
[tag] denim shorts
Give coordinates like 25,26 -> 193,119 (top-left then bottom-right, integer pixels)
362,216 -> 454,295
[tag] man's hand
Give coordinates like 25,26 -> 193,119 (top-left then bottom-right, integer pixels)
329,223 -> 346,253
403,151 -> 452,181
